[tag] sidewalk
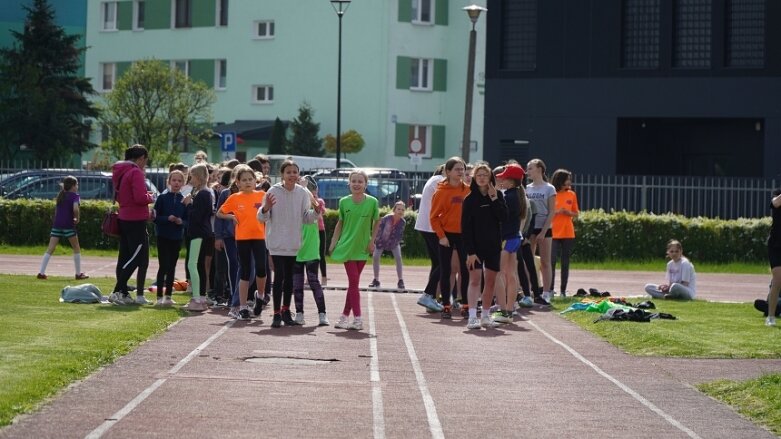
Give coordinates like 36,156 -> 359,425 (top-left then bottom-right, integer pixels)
1,255 -> 778,438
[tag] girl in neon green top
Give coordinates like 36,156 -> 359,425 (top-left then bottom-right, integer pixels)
328,170 -> 380,330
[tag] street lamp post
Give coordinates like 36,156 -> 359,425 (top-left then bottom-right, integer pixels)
330,0 -> 351,169
461,4 -> 486,163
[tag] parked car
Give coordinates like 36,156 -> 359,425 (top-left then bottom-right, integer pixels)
3,171 -> 159,200
266,155 -> 357,176
312,168 -> 411,210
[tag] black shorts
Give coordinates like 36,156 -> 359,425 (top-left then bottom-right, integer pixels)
769,245 -> 781,269
531,228 -> 553,238
473,252 -> 501,272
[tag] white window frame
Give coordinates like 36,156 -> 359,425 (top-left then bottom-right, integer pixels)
252,85 -> 274,104
100,63 -> 116,92
215,59 -> 227,90
171,60 -> 190,77
410,58 -> 433,91
101,2 -> 118,31
253,20 -> 275,39
411,0 -> 434,25
132,0 -> 145,30
409,124 -> 433,158
216,0 -> 228,26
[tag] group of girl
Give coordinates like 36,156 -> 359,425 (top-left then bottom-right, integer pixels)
415,156 -> 580,329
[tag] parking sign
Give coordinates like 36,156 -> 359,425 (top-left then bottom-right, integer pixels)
220,132 -> 237,152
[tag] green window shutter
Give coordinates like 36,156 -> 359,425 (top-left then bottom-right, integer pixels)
189,59 -> 214,87
192,0 -> 215,27
116,62 -> 132,78
117,1 -> 132,30
398,0 -> 411,22
145,0 -> 170,29
433,59 -> 447,91
435,0 -> 448,26
395,123 -> 409,156
396,56 -> 410,89
432,125 -> 445,158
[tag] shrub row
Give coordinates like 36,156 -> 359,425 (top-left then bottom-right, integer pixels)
0,200 -> 770,263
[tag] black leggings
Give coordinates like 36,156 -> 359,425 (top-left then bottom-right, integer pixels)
551,238 -> 575,293
115,220 -> 149,295
420,231 -> 441,297
272,255 -> 296,312
438,232 -> 469,307
517,242 -> 540,297
237,239 -> 267,281
156,237 -> 181,298
319,230 -> 327,279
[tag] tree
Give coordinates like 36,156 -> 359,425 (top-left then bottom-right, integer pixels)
287,102 -> 322,156
267,117 -> 287,154
99,59 -> 216,166
0,0 -> 98,160
323,129 -> 365,159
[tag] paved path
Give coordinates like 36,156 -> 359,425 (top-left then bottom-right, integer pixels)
1,255 -> 779,438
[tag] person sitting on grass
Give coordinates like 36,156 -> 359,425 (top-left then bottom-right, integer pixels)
644,239 -> 696,300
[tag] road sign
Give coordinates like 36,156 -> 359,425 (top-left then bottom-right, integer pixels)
220,132 -> 237,152
409,154 -> 422,166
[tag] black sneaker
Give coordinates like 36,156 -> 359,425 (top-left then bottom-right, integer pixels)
253,296 -> 264,316
238,308 -> 251,320
271,314 -> 282,328
369,279 -> 380,288
281,310 -> 298,326
533,296 -> 551,306
441,306 -> 452,319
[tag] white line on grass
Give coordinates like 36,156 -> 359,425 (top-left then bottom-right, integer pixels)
527,320 -> 702,439
390,294 -> 444,439
84,320 -> 235,439
368,292 -> 386,439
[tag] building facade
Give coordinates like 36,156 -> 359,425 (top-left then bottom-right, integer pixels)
483,0 -> 781,178
83,0 -> 487,170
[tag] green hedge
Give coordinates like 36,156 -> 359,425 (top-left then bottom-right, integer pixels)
1,200 -> 770,263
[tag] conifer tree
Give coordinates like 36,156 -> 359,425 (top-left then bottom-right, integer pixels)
267,117 -> 287,154
287,102 -> 323,156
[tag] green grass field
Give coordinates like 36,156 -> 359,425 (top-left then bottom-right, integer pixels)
698,374 -> 781,436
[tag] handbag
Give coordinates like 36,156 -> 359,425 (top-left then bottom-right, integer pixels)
102,174 -> 123,238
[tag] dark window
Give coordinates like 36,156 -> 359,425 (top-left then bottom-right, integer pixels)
673,0 -> 711,68
499,0 -> 537,71
726,0 -> 765,67
175,0 -> 192,28
136,1 -> 145,29
622,0 -> 660,69
219,0 -> 228,26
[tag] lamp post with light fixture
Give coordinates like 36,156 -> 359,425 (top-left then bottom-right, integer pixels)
461,4 -> 486,163
330,0 -> 351,168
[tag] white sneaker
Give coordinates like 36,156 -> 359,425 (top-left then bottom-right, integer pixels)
349,319 -> 363,331
186,298 -> 207,312
467,317 -> 481,329
135,295 -> 152,305
542,291 -> 553,303
162,296 -> 176,306
318,313 -> 330,326
295,312 -> 305,325
228,307 -> 239,319
109,292 -> 133,305
335,316 -> 350,329
766,316 -> 776,327
154,298 -> 164,306
481,316 -> 499,329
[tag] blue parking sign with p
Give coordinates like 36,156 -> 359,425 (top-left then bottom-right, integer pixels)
220,132 -> 237,152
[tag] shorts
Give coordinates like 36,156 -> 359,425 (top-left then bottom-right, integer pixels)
50,228 -> 77,238
473,252 -> 501,272
531,228 -> 552,238
769,245 -> 781,269
502,237 -> 521,253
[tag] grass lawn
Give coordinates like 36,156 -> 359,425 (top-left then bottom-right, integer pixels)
0,275 -> 188,427
698,374 -> 781,436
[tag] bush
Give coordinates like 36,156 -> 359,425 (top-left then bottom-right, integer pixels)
1,200 -> 770,263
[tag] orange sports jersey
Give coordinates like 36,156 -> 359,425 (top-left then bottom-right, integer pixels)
429,180 -> 470,239
218,191 -> 266,240
552,189 -> 579,239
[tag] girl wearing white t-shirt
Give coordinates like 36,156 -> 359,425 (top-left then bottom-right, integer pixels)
525,159 -> 557,303
645,240 -> 696,300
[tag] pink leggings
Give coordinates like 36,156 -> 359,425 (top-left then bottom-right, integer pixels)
342,261 -> 366,317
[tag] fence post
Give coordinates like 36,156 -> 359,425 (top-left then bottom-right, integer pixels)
641,175 -> 647,212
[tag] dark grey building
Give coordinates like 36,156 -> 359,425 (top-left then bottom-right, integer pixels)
483,0 -> 780,178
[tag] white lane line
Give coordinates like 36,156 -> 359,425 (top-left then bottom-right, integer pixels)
368,292 -> 386,439
85,320 -> 235,439
527,320 -> 702,439
390,295 -> 444,439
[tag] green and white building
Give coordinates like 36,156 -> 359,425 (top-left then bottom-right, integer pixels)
84,0 -> 486,170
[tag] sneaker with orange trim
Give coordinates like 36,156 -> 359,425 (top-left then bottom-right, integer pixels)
441,305 -> 452,319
